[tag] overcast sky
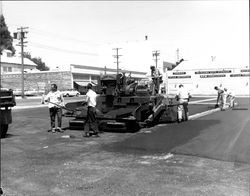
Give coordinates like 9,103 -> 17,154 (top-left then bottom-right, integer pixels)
1,1 -> 249,71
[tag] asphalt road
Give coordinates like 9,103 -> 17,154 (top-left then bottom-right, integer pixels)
1,97 -> 249,195
104,98 -> 250,163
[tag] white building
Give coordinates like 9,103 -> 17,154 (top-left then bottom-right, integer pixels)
0,50 -> 38,73
164,60 -> 250,96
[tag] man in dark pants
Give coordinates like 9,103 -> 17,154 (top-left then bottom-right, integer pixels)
176,84 -> 191,123
84,83 -> 99,137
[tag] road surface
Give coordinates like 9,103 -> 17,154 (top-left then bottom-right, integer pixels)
0,96 -> 249,195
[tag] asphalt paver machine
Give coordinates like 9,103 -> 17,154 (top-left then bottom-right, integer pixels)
66,66 -> 178,132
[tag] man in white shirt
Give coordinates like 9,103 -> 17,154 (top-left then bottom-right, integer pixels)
44,84 -> 64,133
176,84 -> 191,123
224,88 -> 236,108
84,83 -> 99,137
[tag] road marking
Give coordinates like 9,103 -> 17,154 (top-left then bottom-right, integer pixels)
189,103 -> 238,120
189,98 -> 216,104
189,107 -> 221,120
190,102 -> 216,105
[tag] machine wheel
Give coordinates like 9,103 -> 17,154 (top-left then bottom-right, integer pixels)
0,124 -> 9,138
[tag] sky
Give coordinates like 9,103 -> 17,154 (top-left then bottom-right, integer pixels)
1,1 -> 249,72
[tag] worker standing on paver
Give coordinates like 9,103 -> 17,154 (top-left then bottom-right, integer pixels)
83,83 -> 99,137
214,86 -> 226,110
224,88 -> 236,108
44,84 -> 64,133
176,84 -> 191,123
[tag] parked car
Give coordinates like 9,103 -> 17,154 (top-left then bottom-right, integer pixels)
13,89 -> 44,96
25,90 -> 40,96
13,89 -> 22,96
61,89 -> 80,97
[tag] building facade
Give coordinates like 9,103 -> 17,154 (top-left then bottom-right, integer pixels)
164,67 -> 250,96
1,64 -> 147,94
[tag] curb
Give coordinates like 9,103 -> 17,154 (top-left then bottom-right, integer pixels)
13,105 -> 47,110
189,103 -> 238,120
189,108 -> 221,120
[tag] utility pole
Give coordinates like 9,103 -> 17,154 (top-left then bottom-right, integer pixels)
176,48 -> 179,63
13,27 -> 28,98
211,56 -> 216,62
112,48 -> 122,75
152,50 -> 161,95
152,50 -> 160,68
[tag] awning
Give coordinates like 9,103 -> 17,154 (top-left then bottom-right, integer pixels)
74,81 -> 97,87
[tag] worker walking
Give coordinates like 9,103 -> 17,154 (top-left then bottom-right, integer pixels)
214,86 -> 226,110
83,83 -> 99,137
176,84 -> 191,123
44,84 -> 64,133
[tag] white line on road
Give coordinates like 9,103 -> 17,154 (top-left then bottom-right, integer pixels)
189,98 -> 216,104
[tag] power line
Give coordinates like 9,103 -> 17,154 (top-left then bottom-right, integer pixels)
29,27 -> 100,46
29,41 -> 99,56
8,23 -> 151,47
8,23 -> 100,46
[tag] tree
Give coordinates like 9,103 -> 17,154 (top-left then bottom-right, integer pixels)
23,52 -> 50,71
0,14 -> 15,55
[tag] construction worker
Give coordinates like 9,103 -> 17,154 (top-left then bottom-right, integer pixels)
224,88 -> 236,108
44,84 -> 64,133
176,84 -> 191,123
83,83 -> 99,137
214,86 -> 226,110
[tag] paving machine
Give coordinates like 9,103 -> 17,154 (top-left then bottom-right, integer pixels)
66,66 -> 178,132
0,88 -> 16,138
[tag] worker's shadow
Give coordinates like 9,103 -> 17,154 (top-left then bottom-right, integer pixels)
1,133 -> 15,139
102,119 -> 220,155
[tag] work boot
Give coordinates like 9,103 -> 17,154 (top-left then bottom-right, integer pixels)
57,127 -> 64,133
83,132 -> 91,137
92,132 -> 100,137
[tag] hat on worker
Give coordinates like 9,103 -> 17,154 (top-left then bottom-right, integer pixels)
87,83 -> 92,89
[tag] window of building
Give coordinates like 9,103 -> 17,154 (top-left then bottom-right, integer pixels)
8,67 -> 12,72
7,52 -> 13,57
3,67 -> 8,72
2,66 -> 12,72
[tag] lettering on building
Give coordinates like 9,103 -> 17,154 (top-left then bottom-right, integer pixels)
230,74 -> 250,77
195,70 -> 231,74
200,74 -> 226,78
240,69 -> 250,73
172,72 -> 186,75
168,75 -> 191,79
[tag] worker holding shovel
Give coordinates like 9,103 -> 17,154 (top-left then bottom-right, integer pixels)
44,84 -> 65,133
